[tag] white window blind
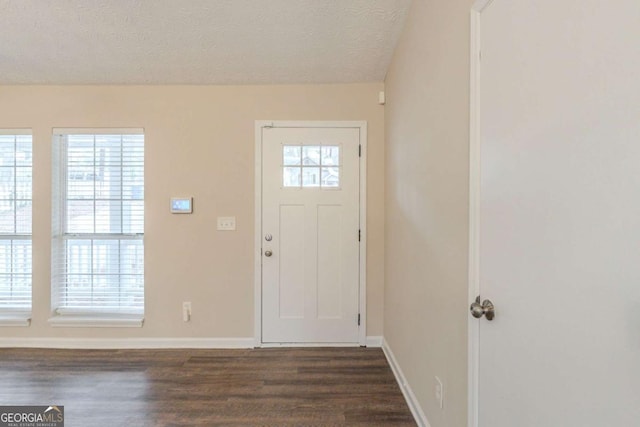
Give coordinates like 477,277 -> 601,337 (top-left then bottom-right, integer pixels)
0,130 -> 32,315
52,130 -> 144,315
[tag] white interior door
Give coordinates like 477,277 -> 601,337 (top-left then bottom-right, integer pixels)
473,1 -> 640,425
261,126 -> 361,343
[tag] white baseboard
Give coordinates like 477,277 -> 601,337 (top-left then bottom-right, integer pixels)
382,338 -> 431,427
255,336 -> 383,348
366,335 -> 383,347
0,337 -> 255,349
1,336 -> 383,350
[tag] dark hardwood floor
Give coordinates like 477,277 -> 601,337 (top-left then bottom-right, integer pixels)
0,347 -> 416,426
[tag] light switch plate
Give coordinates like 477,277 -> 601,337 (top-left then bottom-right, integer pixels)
217,216 -> 236,231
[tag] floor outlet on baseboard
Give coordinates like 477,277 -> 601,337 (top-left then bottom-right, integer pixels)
183,302 -> 191,322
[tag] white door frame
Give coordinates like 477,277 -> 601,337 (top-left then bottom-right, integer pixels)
468,1 -> 493,426
254,120 -> 367,347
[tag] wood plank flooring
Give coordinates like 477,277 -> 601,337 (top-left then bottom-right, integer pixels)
0,347 -> 416,427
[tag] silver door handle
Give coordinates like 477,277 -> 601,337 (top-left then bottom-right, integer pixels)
264,250 -> 273,257
470,296 -> 495,320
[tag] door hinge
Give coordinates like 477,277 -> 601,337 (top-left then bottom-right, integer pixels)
357,313 -> 361,326
358,144 -> 362,157
358,229 -> 361,242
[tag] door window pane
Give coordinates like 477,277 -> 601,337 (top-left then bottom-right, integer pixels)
283,146 -> 301,165
282,145 -> 342,188
302,167 -> 320,187
322,167 -> 340,188
321,146 -> 340,165
302,146 -> 321,165
283,167 -> 301,187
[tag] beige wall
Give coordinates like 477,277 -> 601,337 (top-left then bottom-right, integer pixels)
384,0 -> 472,426
0,84 -> 384,339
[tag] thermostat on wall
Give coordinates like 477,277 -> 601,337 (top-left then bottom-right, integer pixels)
171,197 -> 193,214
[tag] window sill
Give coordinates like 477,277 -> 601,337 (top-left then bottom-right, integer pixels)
0,313 -> 31,327
48,315 -> 144,328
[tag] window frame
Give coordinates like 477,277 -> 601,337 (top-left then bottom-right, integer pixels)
50,128 -> 144,327
0,129 -> 33,327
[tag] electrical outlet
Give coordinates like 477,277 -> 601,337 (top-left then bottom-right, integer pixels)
435,376 -> 443,409
182,302 -> 191,322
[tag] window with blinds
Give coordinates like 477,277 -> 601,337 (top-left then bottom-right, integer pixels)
51,130 -> 144,317
0,131 -> 32,317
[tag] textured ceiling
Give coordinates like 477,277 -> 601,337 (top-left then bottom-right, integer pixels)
0,0 -> 410,85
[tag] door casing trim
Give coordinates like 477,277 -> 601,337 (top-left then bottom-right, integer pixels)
254,120 -> 368,347
469,2 -> 494,427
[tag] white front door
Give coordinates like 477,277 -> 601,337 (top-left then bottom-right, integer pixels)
260,125 -> 362,343
472,1 -> 640,425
